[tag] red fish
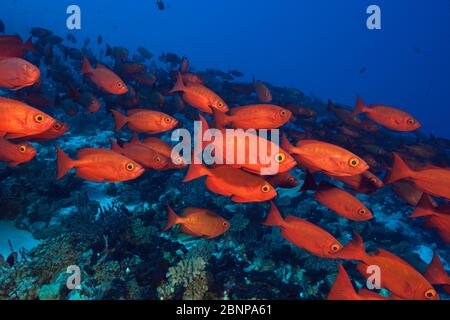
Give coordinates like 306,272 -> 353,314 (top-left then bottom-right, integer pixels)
328,171 -> 384,194
328,100 -> 379,133
110,139 -> 168,170
140,136 -> 186,169
410,194 -> 450,244
254,80 -> 272,103
183,164 -> 277,203
213,104 -> 292,129
266,172 -> 299,189
169,72 -> 228,114
337,232 -> 439,300
391,181 -> 432,206
281,133 -> 368,177
0,57 -> 40,90
0,36 -> 35,58
81,57 -> 128,95
0,138 -> 36,167
327,265 -> 389,300
111,109 -> 178,134
384,153 -> 450,200
424,253 -> 450,295
353,96 -> 421,132
56,147 -> 144,182
24,121 -> 69,142
262,202 -> 343,258
0,97 -> 55,139
163,206 -> 230,239
301,174 -> 373,221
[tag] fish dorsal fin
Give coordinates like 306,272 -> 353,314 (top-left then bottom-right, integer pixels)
376,249 -> 409,266
78,148 -> 116,158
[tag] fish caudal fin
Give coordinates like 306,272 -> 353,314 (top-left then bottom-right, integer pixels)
163,205 -> 182,232
384,153 -> 414,184
424,253 -> 450,285
336,231 -> 368,262
353,96 -> 369,116
111,109 -> 128,132
81,56 -> 93,75
169,72 -> 186,94
410,194 -> 436,219
262,202 -> 287,228
56,147 -> 75,180
213,109 -> 229,129
24,37 -> 36,53
183,163 -> 211,183
327,265 -> 359,300
300,172 -> 318,192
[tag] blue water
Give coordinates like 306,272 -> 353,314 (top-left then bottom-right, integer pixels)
2,0 -> 450,137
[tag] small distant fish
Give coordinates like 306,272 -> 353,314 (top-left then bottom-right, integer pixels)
213,104 -> 292,130
30,27 -> 52,38
329,170 -> 383,195
81,57 -> 128,95
359,67 -> 366,74
0,20 -> 5,34
110,139 -> 168,170
0,35 -> 36,58
164,206 -> 230,239
97,35 -> 103,45
0,57 -> 41,90
56,147 -> 144,182
66,34 -> 77,44
266,172 -> 299,189
0,138 -> 36,167
83,37 -> 91,48
111,109 -> 178,134
140,136 -> 186,169
262,202 -> 343,258
157,0 -> 166,11
301,173 -> 373,221
183,164 -> 277,203
353,96 -> 421,132
170,72 -> 228,114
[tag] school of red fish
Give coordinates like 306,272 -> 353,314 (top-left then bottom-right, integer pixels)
0,26 -> 449,301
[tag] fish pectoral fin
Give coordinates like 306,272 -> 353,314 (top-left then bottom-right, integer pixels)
231,195 -> 251,203
8,161 -> 21,168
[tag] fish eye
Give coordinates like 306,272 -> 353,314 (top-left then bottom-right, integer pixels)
261,184 -> 271,193
53,123 -> 62,130
126,162 -> 136,171
370,178 -> 377,184
155,156 -> 161,163
407,118 -> 415,126
348,157 -> 360,167
164,117 -> 172,123
275,153 -> 286,163
117,82 -> 123,88
222,221 -> 229,227
330,243 -> 341,253
217,102 -> 223,108
19,145 -> 27,153
358,208 -> 367,215
34,114 -> 45,123
424,289 -> 437,299
288,177 -> 295,182
280,110 -> 287,116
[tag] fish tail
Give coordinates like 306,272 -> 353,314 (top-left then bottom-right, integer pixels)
327,265 -> 359,300
163,205 -> 182,232
384,153 -> 414,184
280,132 -> 298,154
213,109 -> 229,129
110,109 -> 128,132
109,138 -> 122,153
353,96 -> 369,116
336,231 -> 368,262
24,37 -> 36,53
56,147 -> 75,180
183,163 -> 210,182
169,72 -> 186,94
300,172 -> 317,192
81,56 -> 93,75
410,194 -> 436,218
262,202 -> 287,228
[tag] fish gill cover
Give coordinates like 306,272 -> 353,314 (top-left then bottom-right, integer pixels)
0,0 -> 449,302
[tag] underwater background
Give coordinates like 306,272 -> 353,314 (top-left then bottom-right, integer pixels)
0,0 -> 449,300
